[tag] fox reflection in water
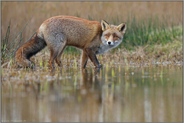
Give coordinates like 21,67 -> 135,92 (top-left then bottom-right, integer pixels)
13,68 -> 123,122
23,68 -> 117,105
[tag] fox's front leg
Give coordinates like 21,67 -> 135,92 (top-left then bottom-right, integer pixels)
81,50 -> 88,68
85,48 -> 102,68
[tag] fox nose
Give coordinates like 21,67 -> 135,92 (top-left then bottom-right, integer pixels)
108,42 -> 111,45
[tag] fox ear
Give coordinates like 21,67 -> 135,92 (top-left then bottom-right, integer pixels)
117,23 -> 126,33
101,20 -> 110,31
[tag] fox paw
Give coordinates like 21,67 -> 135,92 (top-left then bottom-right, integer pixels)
96,64 -> 102,68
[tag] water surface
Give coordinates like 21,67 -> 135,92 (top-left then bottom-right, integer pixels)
2,66 -> 182,122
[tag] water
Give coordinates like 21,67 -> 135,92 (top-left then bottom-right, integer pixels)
2,66 -> 182,122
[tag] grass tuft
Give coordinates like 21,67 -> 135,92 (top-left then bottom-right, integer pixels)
1,21 -> 30,64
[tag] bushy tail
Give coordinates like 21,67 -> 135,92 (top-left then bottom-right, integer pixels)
15,34 -> 47,68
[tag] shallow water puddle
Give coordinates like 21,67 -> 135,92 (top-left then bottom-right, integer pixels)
2,66 -> 182,122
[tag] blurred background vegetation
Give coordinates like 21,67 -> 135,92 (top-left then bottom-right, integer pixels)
1,1 -> 183,64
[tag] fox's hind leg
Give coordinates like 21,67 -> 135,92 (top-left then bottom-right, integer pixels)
48,44 -> 66,69
47,34 -> 67,69
55,43 -> 66,67
48,47 -> 58,69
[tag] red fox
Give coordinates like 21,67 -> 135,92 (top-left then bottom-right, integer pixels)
15,15 -> 126,69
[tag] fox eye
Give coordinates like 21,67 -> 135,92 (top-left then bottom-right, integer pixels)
115,35 -> 119,38
113,34 -> 120,40
114,37 -> 119,40
113,35 -> 120,40
104,33 -> 110,37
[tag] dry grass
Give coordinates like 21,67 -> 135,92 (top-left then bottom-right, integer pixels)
2,2 -> 182,41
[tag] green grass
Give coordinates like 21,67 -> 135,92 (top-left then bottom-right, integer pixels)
63,46 -> 80,55
121,16 -> 182,50
1,22 -> 11,63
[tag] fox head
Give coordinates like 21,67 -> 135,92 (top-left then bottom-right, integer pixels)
101,20 -> 126,48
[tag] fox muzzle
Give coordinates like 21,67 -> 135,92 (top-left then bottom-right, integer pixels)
107,41 -> 114,45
